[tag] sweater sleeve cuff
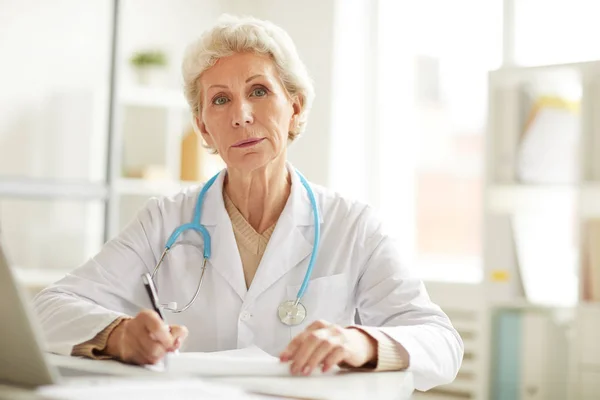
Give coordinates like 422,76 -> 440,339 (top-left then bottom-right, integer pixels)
71,316 -> 128,360
346,325 -> 409,371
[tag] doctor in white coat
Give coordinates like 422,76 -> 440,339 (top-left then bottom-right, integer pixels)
33,14 -> 463,391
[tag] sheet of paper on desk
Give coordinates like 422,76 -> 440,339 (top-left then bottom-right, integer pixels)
163,345 -> 295,377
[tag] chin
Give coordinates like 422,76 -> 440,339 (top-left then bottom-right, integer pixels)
228,152 -> 274,172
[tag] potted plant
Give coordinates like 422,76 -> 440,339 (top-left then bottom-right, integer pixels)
129,50 -> 168,86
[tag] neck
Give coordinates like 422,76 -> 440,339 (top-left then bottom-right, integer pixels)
224,157 -> 291,233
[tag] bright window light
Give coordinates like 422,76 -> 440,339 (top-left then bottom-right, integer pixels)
376,0 -> 502,283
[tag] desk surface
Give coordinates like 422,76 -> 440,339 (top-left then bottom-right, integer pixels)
212,371 -> 413,400
0,356 -> 413,400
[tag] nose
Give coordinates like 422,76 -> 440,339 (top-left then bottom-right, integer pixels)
232,101 -> 254,128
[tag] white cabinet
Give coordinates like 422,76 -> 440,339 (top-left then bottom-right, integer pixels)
485,60 -> 600,399
575,305 -> 600,399
577,306 -> 600,367
580,371 -> 600,400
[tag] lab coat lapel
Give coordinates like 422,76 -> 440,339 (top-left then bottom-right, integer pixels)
245,167 -> 323,303
200,170 -> 247,301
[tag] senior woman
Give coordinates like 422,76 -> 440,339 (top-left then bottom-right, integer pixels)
33,15 -> 462,391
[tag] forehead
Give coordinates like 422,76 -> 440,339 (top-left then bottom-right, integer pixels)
200,52 -> 279,86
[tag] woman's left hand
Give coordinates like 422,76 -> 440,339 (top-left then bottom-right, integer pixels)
279,320 -> 378,375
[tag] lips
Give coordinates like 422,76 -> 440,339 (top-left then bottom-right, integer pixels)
232,138 -> 265,148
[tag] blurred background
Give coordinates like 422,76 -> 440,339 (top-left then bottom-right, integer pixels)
1,0 -> 600,398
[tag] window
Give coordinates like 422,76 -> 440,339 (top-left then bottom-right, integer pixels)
377,0 -> 502,282
514,0 -> 600,66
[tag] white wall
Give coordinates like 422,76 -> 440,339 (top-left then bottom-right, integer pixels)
118,0 -> 224,89
0,0 -> 112,181
0,0 -> 114,269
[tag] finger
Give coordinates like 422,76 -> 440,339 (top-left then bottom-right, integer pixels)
322,346 -> 347,373
124,330 -> 159,365
168,337 -> 182,352
280,331 -> 307,361
130,317 -> 170,364
137,310 -> 173,348
167,325 -> 188,351
306,319 -> 329,332
128,340 -> 156,365
137,335 -> 168,364
290,329 -> 328,375
280,321 -> 331,362
169,325 -> 189,341
303,339 -> 339,375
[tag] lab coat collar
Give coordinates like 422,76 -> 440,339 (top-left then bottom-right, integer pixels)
198,162 -> 323,302
247,162 -> 323,302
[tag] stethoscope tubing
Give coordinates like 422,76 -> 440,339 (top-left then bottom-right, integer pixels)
151,168 -> 319,313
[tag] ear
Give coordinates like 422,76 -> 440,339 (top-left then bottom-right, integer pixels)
289,96 -> 302,132
291,96 -> 302,118
194,115 -> 215,148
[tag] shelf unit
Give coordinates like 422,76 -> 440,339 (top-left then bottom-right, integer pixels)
115,178 -> 199,196
107,82 -> 224,237
1,1 -> 224,290
119,85 -> 188,109
485,60 -> 600,399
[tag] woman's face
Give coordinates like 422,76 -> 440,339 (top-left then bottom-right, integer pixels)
196,52 -> 301,173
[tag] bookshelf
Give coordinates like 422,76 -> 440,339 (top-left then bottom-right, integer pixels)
485,60 -> 600,399
107,84 -> 224,238
0,2 -> 224,290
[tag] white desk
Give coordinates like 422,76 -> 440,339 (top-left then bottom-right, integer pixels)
0,355 -> 414,400
213,371 -> 414,400
0,372 -> 413,400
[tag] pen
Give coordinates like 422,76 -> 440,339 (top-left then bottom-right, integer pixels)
141,273 -> 178,368
142,272 -> 166,320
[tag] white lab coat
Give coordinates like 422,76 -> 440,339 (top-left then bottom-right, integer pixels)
33,165 -> 463,391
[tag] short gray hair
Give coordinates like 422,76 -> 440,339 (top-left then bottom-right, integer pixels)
182,14 -> 315,142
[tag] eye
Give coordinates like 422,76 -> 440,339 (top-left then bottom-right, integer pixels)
251,87 -> 267,97
212,96 -> 228,105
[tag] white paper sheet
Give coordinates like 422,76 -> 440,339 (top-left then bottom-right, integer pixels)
158,346 -> 334,377
195,345 -> 275,360
162,346 -> 290,377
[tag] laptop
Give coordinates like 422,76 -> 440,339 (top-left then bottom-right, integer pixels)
0,243 -> 155,388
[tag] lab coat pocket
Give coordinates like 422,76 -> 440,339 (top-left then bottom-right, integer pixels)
286,273 -> 353,338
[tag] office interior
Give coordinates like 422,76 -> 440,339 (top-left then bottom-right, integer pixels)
1,0 -> 599,399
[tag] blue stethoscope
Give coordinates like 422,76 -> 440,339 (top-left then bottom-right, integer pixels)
149,169 -> 319,326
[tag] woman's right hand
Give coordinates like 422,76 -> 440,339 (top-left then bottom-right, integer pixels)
104,309 -> 188,365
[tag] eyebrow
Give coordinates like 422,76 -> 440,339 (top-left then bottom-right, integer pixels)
207,84 -> 228,90
246,74 -> 264,83
206,75 -> 265,92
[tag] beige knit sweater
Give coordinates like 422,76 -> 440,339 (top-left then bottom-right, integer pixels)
72,192 -> 408,371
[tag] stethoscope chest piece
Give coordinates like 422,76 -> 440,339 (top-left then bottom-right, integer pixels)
277,300 -> 307,326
